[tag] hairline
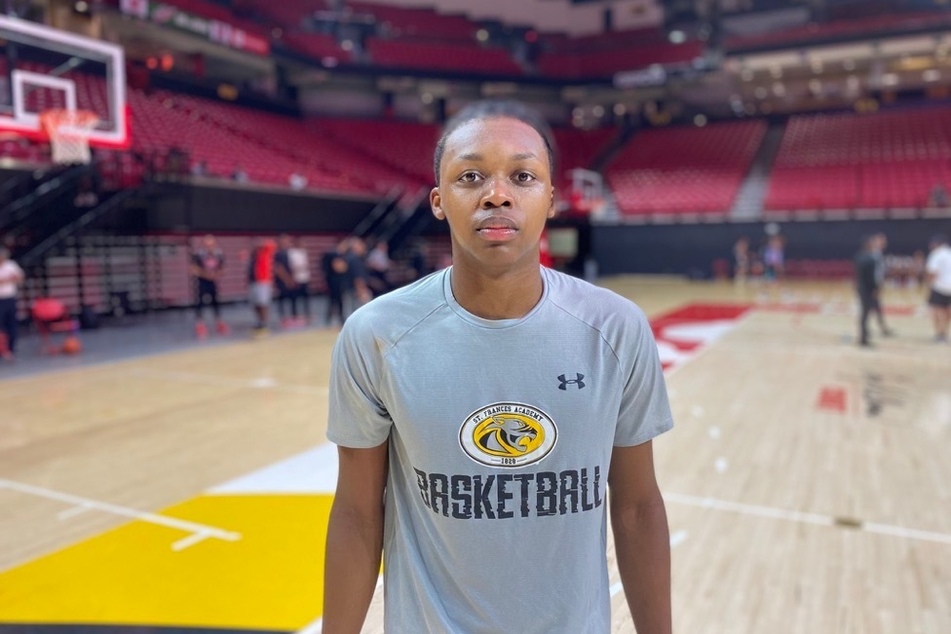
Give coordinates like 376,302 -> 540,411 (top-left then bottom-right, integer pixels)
434,114 -> 555,185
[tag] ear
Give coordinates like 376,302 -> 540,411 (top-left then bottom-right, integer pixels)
547,187 -> 556,219
430,187 -> 446,221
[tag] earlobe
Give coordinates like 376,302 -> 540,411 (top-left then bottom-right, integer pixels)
430,187 -> 445,220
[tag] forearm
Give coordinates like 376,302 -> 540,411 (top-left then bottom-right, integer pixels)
322,502 -> 384,633
611,496 -> 672,634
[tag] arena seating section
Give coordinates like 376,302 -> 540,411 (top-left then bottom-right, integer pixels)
605,120 -> 767,215
6,60 -> 950,217
725,10 -> 951,51
537,29 -> 704,79
765,106 -> 951,211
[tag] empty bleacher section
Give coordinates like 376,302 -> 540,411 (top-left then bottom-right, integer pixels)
605,121 -> 767,216
366,38 -> 521,75
550,127 -> 616,190
311,118 -> 438,187
146,93 -> 410,195
765,107 -> 951,212
725,10 -> 951,51
537,29 -> 703,78
348,1 -> 477,40
310,118 -> 617,196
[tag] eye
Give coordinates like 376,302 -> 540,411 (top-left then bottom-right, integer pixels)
515,171 -> 537,183
459,171 -> 482,183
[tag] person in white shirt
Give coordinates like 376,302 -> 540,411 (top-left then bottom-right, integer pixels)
926,234 -> 951,342
0,247 -> 25,360
288,239 -> 312,323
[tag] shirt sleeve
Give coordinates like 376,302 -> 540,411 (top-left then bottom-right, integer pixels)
614,306 -> 674,447
926,250 -> 940,274
326,314 -> 393,448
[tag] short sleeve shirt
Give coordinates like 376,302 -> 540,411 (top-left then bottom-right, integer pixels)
328,266 -> 673,633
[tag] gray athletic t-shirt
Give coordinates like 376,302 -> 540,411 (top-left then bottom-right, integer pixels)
328,266 -> 673,633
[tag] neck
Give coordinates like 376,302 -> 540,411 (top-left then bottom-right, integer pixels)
450,259 -> 544,320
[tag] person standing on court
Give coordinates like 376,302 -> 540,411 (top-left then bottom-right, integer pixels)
733,236 -> 750,287
344,237 -> 372,310
855,234 -> 888,347
274,234 -> 298,328
926,234 -> 951,342
871,232 -> 894,337
191,234 -> 228,338
365,240 -> 392,297
324,100 -> 674,634
0,246 -> 24,361
248,237 -> 276,337
321,239 -> 350,327
288,236 -> 312,323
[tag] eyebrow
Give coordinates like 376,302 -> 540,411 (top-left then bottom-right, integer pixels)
456,152 -> 538,162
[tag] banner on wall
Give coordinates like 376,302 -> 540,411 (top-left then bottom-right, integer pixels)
119,0 -> 270,55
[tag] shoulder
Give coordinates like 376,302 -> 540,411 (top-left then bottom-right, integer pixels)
543,269 -> 652,353
928,247 -> 949,264
340,270 -> 449,355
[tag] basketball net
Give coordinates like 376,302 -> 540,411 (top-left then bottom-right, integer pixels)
40,109 -> 100,165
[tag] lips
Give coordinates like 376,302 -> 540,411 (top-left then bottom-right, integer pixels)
476,216 -> 518,231
476,216 -> 519,242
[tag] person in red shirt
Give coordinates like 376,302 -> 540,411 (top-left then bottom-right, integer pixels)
248,238 -> 276,336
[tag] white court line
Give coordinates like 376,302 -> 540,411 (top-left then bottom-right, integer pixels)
663,492 -> 951,546
862,521 -> 951,546
172,530 -> 214,552
0,478 -> 240,550
57,503 -> 93,520
127,368 -> 327,395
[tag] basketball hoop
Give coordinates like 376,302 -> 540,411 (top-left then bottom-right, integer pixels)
40,108 -> 100,165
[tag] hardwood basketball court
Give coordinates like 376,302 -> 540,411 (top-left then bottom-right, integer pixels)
0,277 -> 948,634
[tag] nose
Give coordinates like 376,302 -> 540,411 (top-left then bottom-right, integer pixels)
481,177 -> 514,209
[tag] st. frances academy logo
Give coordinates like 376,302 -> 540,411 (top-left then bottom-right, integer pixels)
459,402 -> 557,468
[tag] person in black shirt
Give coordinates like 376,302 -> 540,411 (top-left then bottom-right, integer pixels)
274,234 -> 298,328
321,239 -> 350,327
191,234 -> 228,338
855,234 -> 891,347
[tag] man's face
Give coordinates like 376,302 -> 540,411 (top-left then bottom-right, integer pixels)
431,117 -> 554,274
203,235 -> 216,249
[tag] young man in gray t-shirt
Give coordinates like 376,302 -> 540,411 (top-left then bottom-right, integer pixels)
324,101 -> 674,634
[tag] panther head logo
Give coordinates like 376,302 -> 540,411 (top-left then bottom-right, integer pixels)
476,415 -> 540,456
460,402 -> 558,468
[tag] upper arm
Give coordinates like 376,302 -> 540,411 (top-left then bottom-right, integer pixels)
614,307 -> 674,447
608,441 -> 662,509
334,442 -> 389,515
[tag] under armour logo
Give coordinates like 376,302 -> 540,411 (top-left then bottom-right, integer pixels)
558,373 -> 586,390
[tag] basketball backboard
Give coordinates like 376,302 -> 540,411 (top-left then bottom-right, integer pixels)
0,15 -> 128,149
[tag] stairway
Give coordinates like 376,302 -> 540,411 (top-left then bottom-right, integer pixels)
730,123 -> 785,221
